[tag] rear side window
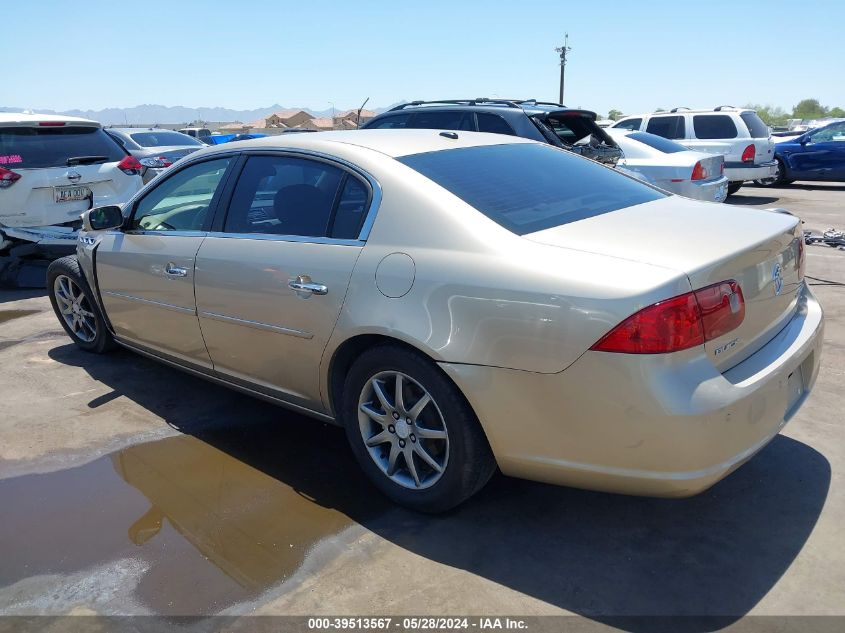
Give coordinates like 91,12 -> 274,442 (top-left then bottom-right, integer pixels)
740,112 -> 769,138
366,114 -> 410,129
476,113 -> 516,135
408,111 -> 474,131
646,116 -> 685,140
223,155 -> 347,238
330,176 -> 370,239
613,118 -> 642,131
398,144 -> 665,235
693,115 -> 737,139
628,132 -> 686,153
0,126 -> 125,169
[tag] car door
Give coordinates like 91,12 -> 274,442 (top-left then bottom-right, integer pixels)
95,156 -> 236,367
194,152 -> 375,410
791,122 -> 845,180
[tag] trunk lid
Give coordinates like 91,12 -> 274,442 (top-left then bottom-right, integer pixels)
525,196 -> 803,369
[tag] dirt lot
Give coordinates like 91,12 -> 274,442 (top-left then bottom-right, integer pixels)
1,183 -> 844,626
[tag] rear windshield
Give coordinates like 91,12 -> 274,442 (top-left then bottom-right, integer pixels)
398,143 -> 665,235
628,132 -> 686,153
0,126 -> 125,169
130,131 -> 203,147
740,112 -> 769,138
541,114 -> 599,145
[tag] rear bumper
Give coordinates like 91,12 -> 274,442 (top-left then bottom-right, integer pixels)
0,224 -> 79,257
725,160 -> 778,182
672,175 -> 729,203
440,285 -> 823,497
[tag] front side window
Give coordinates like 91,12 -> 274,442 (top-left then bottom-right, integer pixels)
612,118 -> 642,131
398,143 -> 665,235
693,115 -> 738,139
407,111 -> 474,131
808,122 -> 845,143
223,155 -> 363,238
132,157 -> 232,231
646,115 -> 685,140
367,114 -> 410,129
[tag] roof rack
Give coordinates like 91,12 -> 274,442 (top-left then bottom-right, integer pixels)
669,107 -> 691,113
714,105 -> 736,111
389,99 -> 529,111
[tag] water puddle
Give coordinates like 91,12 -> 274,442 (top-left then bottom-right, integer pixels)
0,309 -> 40,325
0,420 -> 389,615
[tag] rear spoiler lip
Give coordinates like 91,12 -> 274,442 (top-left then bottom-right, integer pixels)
531,109 -> 598,121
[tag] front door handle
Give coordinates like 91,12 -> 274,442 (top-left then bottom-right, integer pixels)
289,275 -> 328,296
164,263 -> 188,278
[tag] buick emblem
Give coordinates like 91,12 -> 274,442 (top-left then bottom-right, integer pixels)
66,170 -> 82,183
772,263 -> 784,296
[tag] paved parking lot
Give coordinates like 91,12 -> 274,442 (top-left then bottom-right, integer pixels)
1,183 -> 844,625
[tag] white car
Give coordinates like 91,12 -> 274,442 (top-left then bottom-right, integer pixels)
611,107 -> 777,195
606,129 -> 728,202
0,113 -> 143,258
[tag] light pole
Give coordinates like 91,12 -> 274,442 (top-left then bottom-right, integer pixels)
555,33 -> 571,105
329,101 -> 335,129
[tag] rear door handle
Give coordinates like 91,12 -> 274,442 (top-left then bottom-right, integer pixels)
289,275 -> 328,295
164,263 -> 188,278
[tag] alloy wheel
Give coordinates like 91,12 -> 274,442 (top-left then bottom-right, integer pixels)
357,371 -> 449,490
53,275 -> 97,343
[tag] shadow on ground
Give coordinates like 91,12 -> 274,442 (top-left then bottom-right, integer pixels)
40,344 -> 830,629
726,193 -> 781,205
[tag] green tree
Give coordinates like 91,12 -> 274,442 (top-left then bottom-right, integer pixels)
828,107 -> 845,118
792,99 -> 828,120
607,109 -> 624,121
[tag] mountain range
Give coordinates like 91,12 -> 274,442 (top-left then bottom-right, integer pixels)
0,103 -> 397,125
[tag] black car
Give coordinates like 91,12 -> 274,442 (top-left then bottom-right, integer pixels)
362,99 -> 621,165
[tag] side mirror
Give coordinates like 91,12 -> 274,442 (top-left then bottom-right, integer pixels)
799,135 -> 810,145
83,205 -> 124,231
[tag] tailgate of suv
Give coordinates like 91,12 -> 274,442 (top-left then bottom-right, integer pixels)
531,110 -> 622,165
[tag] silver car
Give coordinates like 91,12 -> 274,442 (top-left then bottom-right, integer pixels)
105,128 -> 205,183
46,130 -> 823,512
607,129 -> 729,202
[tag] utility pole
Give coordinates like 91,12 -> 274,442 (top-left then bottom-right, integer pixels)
555,33 -> 571,105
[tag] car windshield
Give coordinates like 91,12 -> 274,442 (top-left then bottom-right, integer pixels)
627,132 -> 687,153
130,131 -> 203,147
0,126 -> 125,169
398,143 -> 665,235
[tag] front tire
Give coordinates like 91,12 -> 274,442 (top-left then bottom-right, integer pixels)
47,256 -> 115,354
341,345 -> 496,512
755,158 -> 792,187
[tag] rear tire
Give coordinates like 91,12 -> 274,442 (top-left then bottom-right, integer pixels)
47,256 -> 115,354
727,182 -> 743,196
341,344 -> 496,513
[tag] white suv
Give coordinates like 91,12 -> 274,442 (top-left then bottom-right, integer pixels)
0,113 -> 142,258
611,107 -> 776,195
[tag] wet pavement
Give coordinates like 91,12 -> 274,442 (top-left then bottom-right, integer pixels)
1,184 -> 844,623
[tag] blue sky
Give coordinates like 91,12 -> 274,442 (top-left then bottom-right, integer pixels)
5,0 -> 844,116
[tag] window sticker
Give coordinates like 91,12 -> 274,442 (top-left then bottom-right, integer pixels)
0,155 -> 23,165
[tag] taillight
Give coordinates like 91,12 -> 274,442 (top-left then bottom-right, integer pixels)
139,156 -> 173,168
797,237 -> 806,279
0,167 -> 22,189
117,155 -> 142,175
741,144 -> 756,163
591,280 -> 745,354
720,160 -> 725,174
691,161 -> 708,181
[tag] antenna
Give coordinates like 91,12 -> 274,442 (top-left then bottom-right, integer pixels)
554,33 -> 572,105
356,97 -> 370,129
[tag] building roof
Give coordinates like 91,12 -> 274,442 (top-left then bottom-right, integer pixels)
269,110 -> 314,120
335,109 -> 377,119
308,117 -> 334,128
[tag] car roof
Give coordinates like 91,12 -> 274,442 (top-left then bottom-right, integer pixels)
624,108 -> 754,117
0,112 -> 100,127
195,129 -> 536,159
376,100 -> 594,118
